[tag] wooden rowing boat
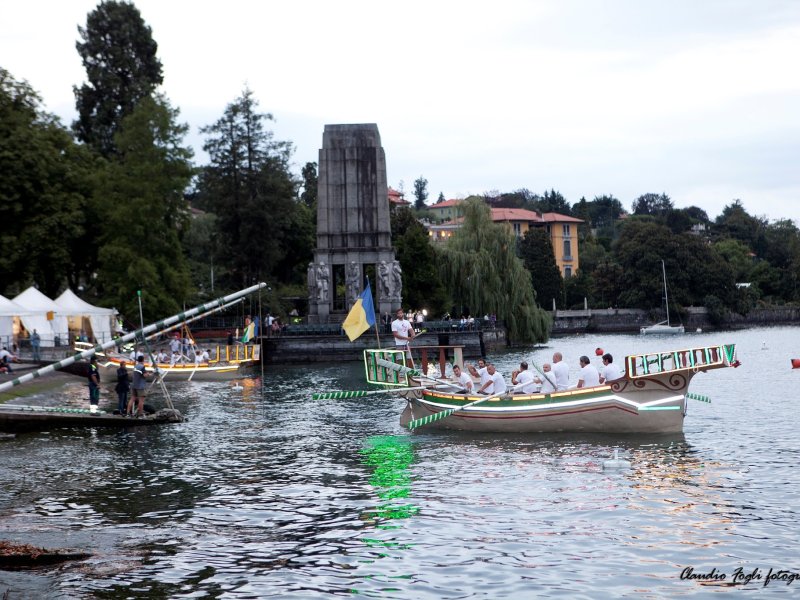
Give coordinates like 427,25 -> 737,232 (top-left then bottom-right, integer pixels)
89,344 -> 260,382
363,343 -> 738,434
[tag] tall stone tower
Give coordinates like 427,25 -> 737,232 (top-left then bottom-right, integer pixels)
308,124 -> 401,323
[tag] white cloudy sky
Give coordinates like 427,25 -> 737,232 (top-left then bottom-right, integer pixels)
4,0 -> 800,222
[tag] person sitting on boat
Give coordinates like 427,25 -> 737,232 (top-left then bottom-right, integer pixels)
477,363 -> 507,395
194,350 -> 204,365
202,348 -> 210,363
170,350 -> 181,367
534,363 -> 557,393
156,349 -> 168,363
511,361 -> 538,394
467,358 -> 489,389
451,364 -> 473,392
599,353 -> 624,383
576,355 -> 601,388
551,352 -> 570,391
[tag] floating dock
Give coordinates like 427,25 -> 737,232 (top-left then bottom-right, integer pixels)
0,405 -> 183,434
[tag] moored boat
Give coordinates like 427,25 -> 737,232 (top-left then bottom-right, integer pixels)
362,343 -> 737,434
94,344 -> 260,382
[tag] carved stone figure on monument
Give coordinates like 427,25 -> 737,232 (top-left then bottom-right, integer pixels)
316,262 -> 330,302
391,261 -> 403,299
307,263 -> 316,299
346,261 -> 360,303
378,261 -> 391,298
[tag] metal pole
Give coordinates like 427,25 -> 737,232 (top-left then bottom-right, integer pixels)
0,283 -> 268,393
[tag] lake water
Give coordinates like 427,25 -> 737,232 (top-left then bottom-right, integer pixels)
1,326 -> 799,598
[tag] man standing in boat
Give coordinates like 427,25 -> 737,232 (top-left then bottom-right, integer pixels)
391,308 -> 415,365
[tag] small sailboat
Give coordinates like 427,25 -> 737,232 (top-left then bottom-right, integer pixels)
640,260 -> 685,335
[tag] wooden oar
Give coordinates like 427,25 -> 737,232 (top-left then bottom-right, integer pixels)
405,391 -> 505,430
375,358 -> 466,391
686,391 -> 711,403
312,384 -> 448,400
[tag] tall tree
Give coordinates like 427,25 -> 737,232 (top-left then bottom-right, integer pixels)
438,199 -> 551,343
0,68 -> 98,297
413,176 -> 428,209
539,189 -> 571,214
300,161 -> 318,209
73,0 -> 163,157
436,191 -> 445,204
94,94 -> 194,321
198,88 -> 298,288
518,228 -> 563,310
631,192 -> 673,216
391,208 -> 449,315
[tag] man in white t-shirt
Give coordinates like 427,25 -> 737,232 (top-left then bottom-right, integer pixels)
511,361 -> 538,394
467,358 -> 490,390
451,364 -> 473,392
577,355 -> 601,388
391,309 -> 415,347
478,363 -> 507,395
551,352 -> 570,391
534,363 -> 557,393
600,353 -> 624,383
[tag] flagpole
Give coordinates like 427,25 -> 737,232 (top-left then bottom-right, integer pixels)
368,277 -> 381,349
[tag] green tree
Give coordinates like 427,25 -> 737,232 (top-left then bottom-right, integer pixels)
438,199 -> 550,343
539,189 -> 570,214
436,191 -> 445,203
300,161 -> 318,209
0,68 -> 98,297
631,192 -> 673,216
198,88 -> 298,288
713,200 -> 766,253
94,94 -> 194,321
73,0 -> 163,157
518,228 -> 563,310
413,176 -> 428,209
392,213 -> 449,315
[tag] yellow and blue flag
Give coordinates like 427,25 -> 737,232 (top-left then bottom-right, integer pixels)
242,316 -> 259,343
342,281 -> 376,342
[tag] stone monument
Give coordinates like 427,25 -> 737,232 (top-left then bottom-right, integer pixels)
308,124 -> 401,323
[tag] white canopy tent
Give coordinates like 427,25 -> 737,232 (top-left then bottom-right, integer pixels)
0,294 -> 30,348
12,287 -> 69,347
54,289 -> 117,343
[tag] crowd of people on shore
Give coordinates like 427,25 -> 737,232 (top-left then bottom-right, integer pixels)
453,350 -> 625,396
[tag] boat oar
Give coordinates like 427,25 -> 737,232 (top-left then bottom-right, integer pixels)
375,358 -> 466,391
405,391 -> 504,430
686,392 -> 711,403
312,384 -> 448,400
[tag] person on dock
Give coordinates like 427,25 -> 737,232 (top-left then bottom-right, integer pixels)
552,352 -> 570,391
477,363 -> 507,395
511,361 -> 538,394
451,364 -> 473,392
88,356 -> 101,413
577,355 -> 600,388
30,329 -> 41,361
129,355 -> 149,418
115,359 -> 131,415
534,363 -> 557,393
600,353 -> 624,383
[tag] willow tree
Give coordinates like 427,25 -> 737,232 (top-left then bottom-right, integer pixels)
438,198 -> 551,343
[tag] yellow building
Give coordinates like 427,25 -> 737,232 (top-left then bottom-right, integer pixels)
426,203 -> 582,278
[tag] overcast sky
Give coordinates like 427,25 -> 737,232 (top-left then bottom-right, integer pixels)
4,0 -> 800,223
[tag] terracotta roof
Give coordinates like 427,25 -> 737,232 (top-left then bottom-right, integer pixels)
430,199 -> 462,208
539,212 -> 584,223
491,208 -> 542,222
388,187 -> 411,205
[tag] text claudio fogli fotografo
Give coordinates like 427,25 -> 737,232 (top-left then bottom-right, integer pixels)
680,566 -> 800,587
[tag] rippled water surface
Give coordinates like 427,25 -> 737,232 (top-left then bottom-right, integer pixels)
2,327 -> 799,598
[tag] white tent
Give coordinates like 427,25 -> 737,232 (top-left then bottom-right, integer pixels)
0,294 -> 30,348
54,289 -> 117,343
12,287 -> 69,347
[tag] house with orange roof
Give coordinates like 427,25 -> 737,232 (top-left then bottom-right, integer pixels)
428,199 -> 463,222
388,187 -> 411,208
425,201 -> 583,277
